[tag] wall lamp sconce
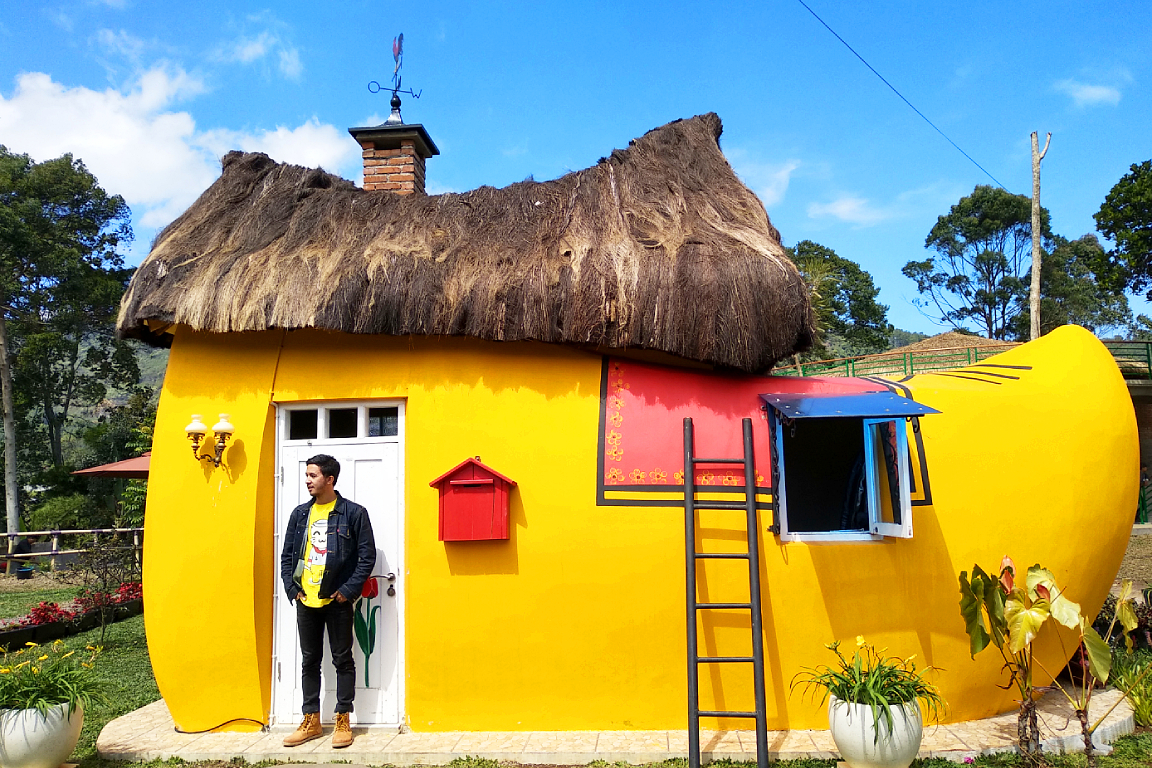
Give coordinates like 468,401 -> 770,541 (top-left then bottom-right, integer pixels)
185,413 -> 235,467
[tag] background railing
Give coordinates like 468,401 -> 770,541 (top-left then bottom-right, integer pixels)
773,344 -> 1019,378
1103,341 -> 1152,380
774,340 -> 1152,381
0,528 -> 144,573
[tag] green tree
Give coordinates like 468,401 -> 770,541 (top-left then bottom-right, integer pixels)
786,240 -> 892,358
1094,160 -> 1152,298
1006,235 -> 1131,339
0,145 -> 134,536
903,185 -> 1053,340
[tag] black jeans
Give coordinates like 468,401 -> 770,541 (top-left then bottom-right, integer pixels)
296,599 -> 356,713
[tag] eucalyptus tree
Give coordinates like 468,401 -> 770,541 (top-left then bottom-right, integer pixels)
903,185 -> 1053,340
0,146 -> 135,537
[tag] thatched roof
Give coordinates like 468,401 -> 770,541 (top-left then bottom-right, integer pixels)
118,113 -> 814,372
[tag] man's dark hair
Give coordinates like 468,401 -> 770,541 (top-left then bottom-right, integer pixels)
307,454 -> 341,484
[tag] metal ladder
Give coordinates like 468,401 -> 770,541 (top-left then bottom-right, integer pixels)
683,416 -> 768,768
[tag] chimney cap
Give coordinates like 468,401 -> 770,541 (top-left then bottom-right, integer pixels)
348,123 -> 439,158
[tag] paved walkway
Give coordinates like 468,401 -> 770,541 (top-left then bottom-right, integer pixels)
97,688 -> 1134,765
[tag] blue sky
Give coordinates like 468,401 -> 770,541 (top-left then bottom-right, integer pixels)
1,1 -> 1148,334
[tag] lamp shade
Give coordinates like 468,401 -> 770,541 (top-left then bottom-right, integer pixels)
212,414 -> 235,437
185,415 -> 208,436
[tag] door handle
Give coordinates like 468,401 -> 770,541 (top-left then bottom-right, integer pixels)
386,572 -> 396,597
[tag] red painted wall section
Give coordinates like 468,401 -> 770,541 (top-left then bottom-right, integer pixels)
600,357 -> 883,493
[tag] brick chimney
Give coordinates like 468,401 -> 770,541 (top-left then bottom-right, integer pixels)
348,105 -> 439,194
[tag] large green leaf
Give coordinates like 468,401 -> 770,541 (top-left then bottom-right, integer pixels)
1083,623 -> 1112,684
959,571 -> 990,655
983,575 -> 1008,649
1005,598 -> 1049,653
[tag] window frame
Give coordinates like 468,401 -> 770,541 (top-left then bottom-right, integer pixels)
762,391 -> 935,544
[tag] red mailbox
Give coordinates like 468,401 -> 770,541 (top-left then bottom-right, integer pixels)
429,458 -> 517,541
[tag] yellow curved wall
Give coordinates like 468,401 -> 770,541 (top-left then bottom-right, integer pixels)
143,323 -> 1136,732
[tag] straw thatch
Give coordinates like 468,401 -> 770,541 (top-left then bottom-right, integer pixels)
118,113 -> 814,372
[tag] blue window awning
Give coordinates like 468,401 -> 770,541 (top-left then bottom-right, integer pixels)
759,391 -> 941,419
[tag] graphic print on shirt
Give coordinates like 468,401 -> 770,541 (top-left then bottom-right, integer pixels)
300,500 -> 336,607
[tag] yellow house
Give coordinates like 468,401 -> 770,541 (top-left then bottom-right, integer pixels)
117,113 -> 1137,736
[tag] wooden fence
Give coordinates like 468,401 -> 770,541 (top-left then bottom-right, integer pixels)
0,527 -> 144,573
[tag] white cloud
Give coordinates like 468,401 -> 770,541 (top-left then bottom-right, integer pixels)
95,28 -> 146,62
199,119 -> 357,174
1053,79 -> 1122,107
727,154 -> 801,207
223,32 -> 275,64
213,15 -> 303,81
0,68 -> 359,235
278,48 -> 302,79
806,196 -> 893,226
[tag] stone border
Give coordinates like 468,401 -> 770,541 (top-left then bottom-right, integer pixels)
97,688 -> 1134,765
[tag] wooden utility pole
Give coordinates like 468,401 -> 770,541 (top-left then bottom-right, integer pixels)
1030,131 -> 1052,340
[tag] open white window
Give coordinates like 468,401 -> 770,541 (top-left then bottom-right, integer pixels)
761,391 -> 939,543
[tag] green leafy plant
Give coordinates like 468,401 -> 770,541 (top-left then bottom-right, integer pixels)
1112,650 -> 1152,727
960,557 -> 1141,768
791,636 -> 944,742
0,640 -> 102,715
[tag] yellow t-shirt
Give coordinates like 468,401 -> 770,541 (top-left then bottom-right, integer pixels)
300,500 -> 336,607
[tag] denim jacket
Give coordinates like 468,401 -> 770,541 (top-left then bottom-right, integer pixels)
280,491 -> 377,603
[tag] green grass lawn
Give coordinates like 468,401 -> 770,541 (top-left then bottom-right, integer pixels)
65,614 -> 161,767
0,585 -> 79,619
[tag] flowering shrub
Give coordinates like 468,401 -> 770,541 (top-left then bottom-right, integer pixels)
116,581 -> 142,603
0,640 -> 102,714
24,602 -> 75,626
74,590 -> 116,615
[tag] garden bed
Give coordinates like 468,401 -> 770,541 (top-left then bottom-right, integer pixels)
0,597 -> 143,647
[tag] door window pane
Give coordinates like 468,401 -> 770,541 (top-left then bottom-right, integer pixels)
328,408 -> 358,439
289,410 -> 318,440
368,407 -> 399,437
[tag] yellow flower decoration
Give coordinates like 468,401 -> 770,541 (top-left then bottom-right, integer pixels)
651,469 -> 667,483
629,469 -> 646,483
608,412 -> 623,428
756,473 -> 765,485
700,472 -> 713,486
674,470 -> 685,484
606,468 -> 625,484
606,446 -> 624,462
605,430 -> 622,445
722,473 -> 738,486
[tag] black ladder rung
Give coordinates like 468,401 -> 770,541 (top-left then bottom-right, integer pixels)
696,602 -> 753,610
692,501 -> 750,510
693,458 -> 745,464
698,710 -> 759,718
697,656 -> 755,663
694,552 -> 749,560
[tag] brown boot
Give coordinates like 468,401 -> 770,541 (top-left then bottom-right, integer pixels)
283,712 -> 322,747
332,712 -> 354,748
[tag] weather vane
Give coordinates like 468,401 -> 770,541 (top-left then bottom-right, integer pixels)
368,33 -> 423,125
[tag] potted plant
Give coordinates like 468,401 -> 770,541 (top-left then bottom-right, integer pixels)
793,636 -> 945,768
0,640 -> 101,768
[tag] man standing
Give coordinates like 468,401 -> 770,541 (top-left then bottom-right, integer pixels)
280,454 -> 376,749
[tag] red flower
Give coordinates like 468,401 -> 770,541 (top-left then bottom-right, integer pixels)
361,577 -> 379,599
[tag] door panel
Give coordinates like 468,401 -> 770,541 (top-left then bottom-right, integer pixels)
273,406 -> 403,726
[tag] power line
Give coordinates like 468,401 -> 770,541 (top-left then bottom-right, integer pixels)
794,0 -> 1010,191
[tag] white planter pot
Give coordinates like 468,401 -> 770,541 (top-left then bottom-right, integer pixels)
828,695 -> 922,768
0,702 -> 84,768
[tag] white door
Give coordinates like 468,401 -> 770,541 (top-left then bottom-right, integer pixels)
272,402 -> 404,726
